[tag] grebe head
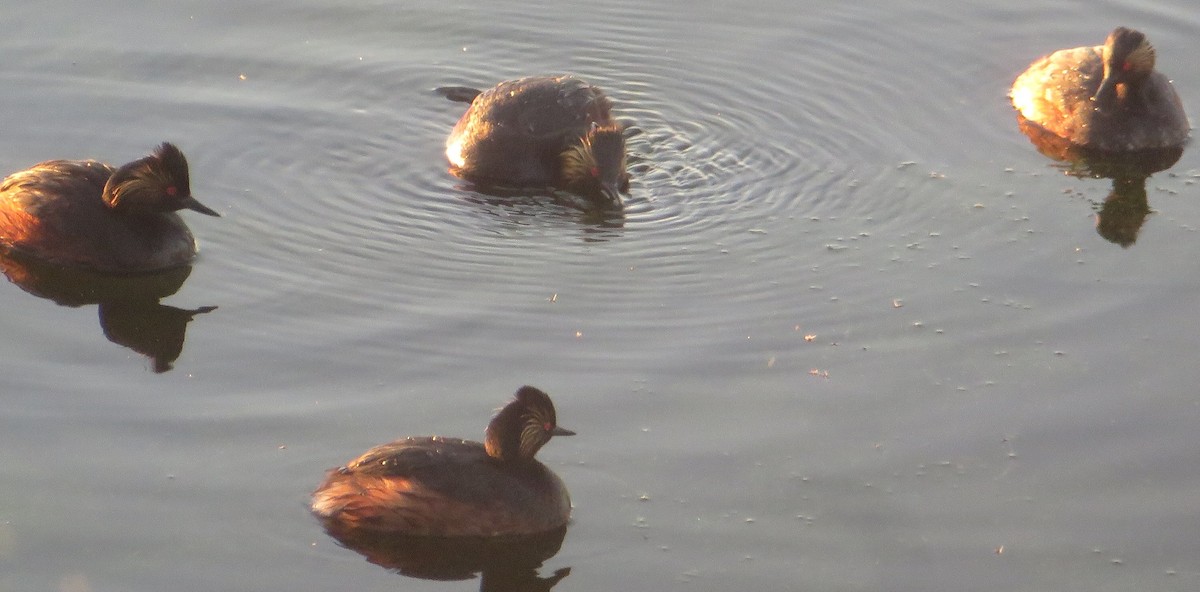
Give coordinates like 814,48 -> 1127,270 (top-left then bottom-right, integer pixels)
484,386 -> 574,462
560,124 -> 630,204
103,143 -> 220,217
1094,27 -> 1156,109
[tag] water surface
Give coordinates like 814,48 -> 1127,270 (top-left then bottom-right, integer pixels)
1,1 -> 1198,591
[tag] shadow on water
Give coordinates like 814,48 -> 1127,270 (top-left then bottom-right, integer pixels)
318,519 -> 570,591
0,251 -> 215,372
1015,113 -> 1186,248
454,182 -> 627,241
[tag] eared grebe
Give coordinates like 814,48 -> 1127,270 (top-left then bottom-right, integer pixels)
1011,27 -> 1190,152
440,75 -> 630,204
0,143 -> 218,274
312,386 -> 574,537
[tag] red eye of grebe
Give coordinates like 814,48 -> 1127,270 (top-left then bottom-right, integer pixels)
590,166 -> 599,177
166,186 -> 178,196
1122,61 -> 1132,72
543,422 -> 554,432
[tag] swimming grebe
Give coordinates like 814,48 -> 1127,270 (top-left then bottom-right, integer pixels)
312,386 -> 574,537
1011,27 -> 1190,152
439,75 -> 630,204
0,143 -> 219,273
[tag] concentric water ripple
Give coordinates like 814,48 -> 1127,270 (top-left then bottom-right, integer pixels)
131,0 -> 1070,374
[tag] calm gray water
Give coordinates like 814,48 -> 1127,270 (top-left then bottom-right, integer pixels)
1,0 -> 1198,590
